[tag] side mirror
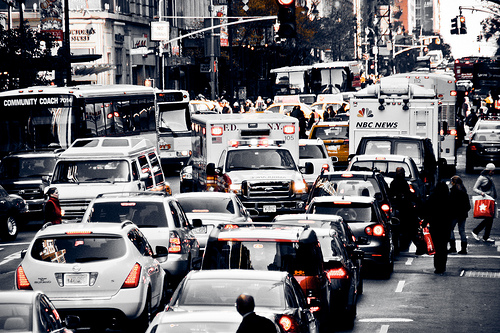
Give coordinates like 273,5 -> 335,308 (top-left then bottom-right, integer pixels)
330,156 -> 339,163
192,218 -> 203,229
206,163 -> 216,176
154,245 -> 169,262
246,208 -> 259,217
304,162 -> 314,175
21,249 -> 27,259
41,175 -> 51,185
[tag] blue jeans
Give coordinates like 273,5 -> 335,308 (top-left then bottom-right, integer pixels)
450,218 -> 467,242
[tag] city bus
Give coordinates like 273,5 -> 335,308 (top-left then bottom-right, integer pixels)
0,84 -> 157,158
155,89 -> 192,170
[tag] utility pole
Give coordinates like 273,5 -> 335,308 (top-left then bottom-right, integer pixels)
63,0 -> 71,85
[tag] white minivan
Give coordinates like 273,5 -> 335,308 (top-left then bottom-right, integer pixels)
49,137 -> 171,221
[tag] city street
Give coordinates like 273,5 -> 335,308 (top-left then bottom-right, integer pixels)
0,147 -> 499,333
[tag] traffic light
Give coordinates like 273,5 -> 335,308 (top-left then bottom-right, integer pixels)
276,0 -> 296,38
450,16 -> 459,35
459,15 -> 467,34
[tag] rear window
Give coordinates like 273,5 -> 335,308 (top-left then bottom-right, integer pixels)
309,202 -> 376,223
176,278 -> 285,308
88,201 -> 168,228
202,240 -> 323,276
350,160 -> 412,179
30,236 -> 126,263
473,132 -> 500,142
310,177 -> 381,198
364,140 -> 391,155
310,126 -> 348,140
299,144 -> 327,159
177,197 -> 235,214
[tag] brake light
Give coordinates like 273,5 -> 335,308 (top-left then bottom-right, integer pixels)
450,129 -> 457,136
283,125 -> 295,135
408,184 -> 416,193
16,266 -> 32,290
321,164 -> 330,171
65,231 -> 92,235
326,267 -> 348,280
122,263 -> 141,288
279,315 -> 299,332
211,126 -> 223,136
341,173 -> 354,178
470,145 -> 477,151
169,231 -> 182,253
381,203 -> 390,213
450,90 -> 457,96
365,224 -> 385,237
224,224 -> 239,229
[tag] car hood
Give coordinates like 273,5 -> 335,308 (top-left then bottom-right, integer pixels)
226,170 -> 301,183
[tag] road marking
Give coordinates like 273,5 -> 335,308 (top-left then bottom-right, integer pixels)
405,258 -> 413,265
0,251 -> 21,266
380,325 -> 389,333
359,318 -> 413,322
395,280 -> 405,293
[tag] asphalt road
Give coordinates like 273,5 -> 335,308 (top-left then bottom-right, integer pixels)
0,147 -> 499,333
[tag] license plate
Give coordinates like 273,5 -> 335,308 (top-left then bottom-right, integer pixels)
263,205 -> 277,213
193,226 -> 207,234
65,273 -> 89,286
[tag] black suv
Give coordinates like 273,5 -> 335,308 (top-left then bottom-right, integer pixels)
201,222 -> 330,326
0,150 -> 59,219
0,185 -> 28,241
353,134 -> 438,189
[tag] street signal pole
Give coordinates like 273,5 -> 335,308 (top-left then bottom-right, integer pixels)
276,0 -> 296,39
450,16 -> 459,35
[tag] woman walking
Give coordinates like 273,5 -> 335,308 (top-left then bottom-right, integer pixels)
472,163 -> 497,242
44,187 -> 62,225
448,176 -> 471,254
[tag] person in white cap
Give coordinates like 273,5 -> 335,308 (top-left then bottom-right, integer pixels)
472,163 -> 497,242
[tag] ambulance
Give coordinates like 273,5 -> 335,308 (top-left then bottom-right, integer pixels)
190,113 -> 312,215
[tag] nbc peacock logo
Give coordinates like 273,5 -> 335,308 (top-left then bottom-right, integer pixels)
357,108 -> 374,118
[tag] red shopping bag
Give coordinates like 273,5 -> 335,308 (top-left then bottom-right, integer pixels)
473,198 -> 495,218
419,221 -> 435,255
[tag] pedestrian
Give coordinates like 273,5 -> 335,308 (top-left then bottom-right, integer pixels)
424,181 -> 452,274
322,105 -> 335,121
448,176 -> 471,254
235,294 -> 277,333
464,108 -> 479,129
461,96 -> 471,117
44,187 -> 62,225
389,167 -> 420,252
472,163 -> 497,242
290,105 -> 307,139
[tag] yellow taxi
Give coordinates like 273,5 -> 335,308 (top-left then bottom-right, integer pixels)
309,121 -> 350,166
265,102 -> 313,118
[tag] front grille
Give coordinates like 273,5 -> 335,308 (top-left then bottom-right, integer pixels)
60,199 -> 93,219
242,180 -> 292,199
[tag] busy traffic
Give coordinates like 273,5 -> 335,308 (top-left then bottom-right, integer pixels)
0,67 -> 499,333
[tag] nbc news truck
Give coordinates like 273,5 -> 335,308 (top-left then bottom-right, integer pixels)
190,113 -> 312,216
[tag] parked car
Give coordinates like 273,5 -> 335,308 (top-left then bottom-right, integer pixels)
306,196 -> 395,278
0,149 -> 59,220
309,121 -> 350,167
298,139 -> 334,187
201,223 -> 330,326
347,154 -> 427,202
273,214 -> 363,329
16,222 -> 168,332
0,185 -> 28,241
466,129 -> 500,173
0,290 -> 79,333
174,192 -> 252,251
159,270 -> 317,333
81,192 -> 201,286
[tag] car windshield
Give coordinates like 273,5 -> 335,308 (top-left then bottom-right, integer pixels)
299,144 -> 326,159
473,132 -> 500,142
177,197 -> 235,214
309,202 -> 375,223
350,161 -> 412,179
155,321 -> 239,333
0,156 -> 56,179
177,278 -> 285,308
226,149 -> 296,171
202,240 -> 322,276
31,236 -> 126,263
310,177 -> 381,198
88,202 -> 167,227
310,126 -> 348,140
0,304 -> 33,332
51,160 -> 130,184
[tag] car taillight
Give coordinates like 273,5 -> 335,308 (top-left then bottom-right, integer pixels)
326,267 -> 348,281
365,224 -> 385,237
16,266 -> 32,290
469,145 -> 477,151
279,315 -> 299,333
381,203 -> 390,213
321,164 -> 330,172
122,263 -> 141,288
408,184 -> 416,193
169,231 -> 182,253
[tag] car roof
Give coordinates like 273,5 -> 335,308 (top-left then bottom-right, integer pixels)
351,154 -> 412,162
319,170 -> 379,178
312,121 -> 349,127
358,134 -> 428,141
274,213 -> 343,224
299,138 -> 324,145
35,221 -> 135,237
311,195 -> 375,204
186,269 -> 288,281
174,192 -> 236,200
5,150 -> 62,158
93,191 -> 172,201
210,223 -> 317,243
0,290 -> 41,304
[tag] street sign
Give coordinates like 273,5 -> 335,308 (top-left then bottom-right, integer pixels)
200,64 -> 211,73
151,21 -> 170,41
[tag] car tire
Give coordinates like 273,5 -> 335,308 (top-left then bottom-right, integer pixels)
0,215 -> 18,241
131,291 -> 152,333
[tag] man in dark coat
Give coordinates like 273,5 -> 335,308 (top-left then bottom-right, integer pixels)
236,294 -> 277,333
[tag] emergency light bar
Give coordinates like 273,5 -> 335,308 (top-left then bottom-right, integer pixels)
229,139 -> 286,147
211,125 -> 295,137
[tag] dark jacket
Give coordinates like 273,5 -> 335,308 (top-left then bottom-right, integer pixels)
44,197 -> 62,224
236,312 -> 277,333
424,182 -> 452,240
449,184 -> 471,220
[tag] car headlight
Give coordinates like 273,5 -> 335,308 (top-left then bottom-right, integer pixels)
229,184 -> 242,194
293,179 -> 308,194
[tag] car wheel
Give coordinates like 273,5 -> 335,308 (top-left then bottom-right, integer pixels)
0,215 -> 18,241
131,292 -> 152,333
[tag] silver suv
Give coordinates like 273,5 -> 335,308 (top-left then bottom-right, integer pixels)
16,222 -> 167,332
82,192 -> 201,286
